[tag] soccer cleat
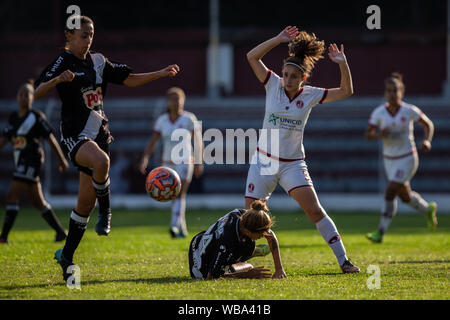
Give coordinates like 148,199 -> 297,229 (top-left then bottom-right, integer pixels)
366,231 -> 383,243
55,231 -> 67,243
54,248 -> 76,282
169,226 -> 180,238
251,244 -> 271,258
426,202 -> 438,230
95,212 -> 111,236
0,237 -> 8,244
341,260 -> 360,274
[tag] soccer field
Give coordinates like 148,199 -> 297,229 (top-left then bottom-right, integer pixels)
0,208 -> 448,300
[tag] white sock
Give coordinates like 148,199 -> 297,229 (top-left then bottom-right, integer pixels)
408,191 -> 430,214
316,216 -> 347,266
170,196 -> 186,231
378,198 -> 397,235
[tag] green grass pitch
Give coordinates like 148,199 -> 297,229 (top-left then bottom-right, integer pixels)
0,207 -> 448,300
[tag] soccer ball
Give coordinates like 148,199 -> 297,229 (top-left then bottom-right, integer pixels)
145,166 -> 182,202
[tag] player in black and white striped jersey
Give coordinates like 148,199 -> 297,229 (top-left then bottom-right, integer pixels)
0,80 -> 68,243
34,15 -> 180,281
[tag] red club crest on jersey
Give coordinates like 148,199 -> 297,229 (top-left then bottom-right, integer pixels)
296,100 -> 304,109
401,116 -> 407,123
12,136 -> 26,149
83,87 -> 103,109
248,183 -> 255,193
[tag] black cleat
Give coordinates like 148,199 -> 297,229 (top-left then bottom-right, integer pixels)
54,249 -> 76,282
95,212 -> 111,236
341,259 -> 361,274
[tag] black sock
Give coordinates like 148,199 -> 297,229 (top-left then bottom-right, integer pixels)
1,205 -> 19,240
62,210 -> 89,262
92,177 -> 111,217
41,206 -> 66,235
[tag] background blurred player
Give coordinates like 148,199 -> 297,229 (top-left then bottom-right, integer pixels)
365,72 -> 437,243
139,87 -> 203,238
33,15 -> 180,281
0,80 -> 68,244
189,200 -> 284,280
245,26 -> 359,273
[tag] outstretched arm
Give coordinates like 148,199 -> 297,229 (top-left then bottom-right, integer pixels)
247,26 -> 299,83
417,113 -> 434,152
219,263 -> 272,279
322,44 -> 354,103
139,132 -> 161,174
123,65 -> 180,87
264,230 -> 286,279
47,133 -> 69,173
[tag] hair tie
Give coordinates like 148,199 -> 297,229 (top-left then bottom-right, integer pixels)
284,62 -> 306,73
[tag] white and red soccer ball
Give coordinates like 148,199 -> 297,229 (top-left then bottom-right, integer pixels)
145,166 -> 181,202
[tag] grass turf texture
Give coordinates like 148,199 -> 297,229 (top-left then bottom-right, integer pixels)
0,208 -> 448,300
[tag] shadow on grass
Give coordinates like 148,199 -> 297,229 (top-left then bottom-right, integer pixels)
388,260 -> 450,264
0,276 -> 196,291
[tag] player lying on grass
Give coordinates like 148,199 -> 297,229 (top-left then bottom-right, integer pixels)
189,200 -> 285,280
365,72 -> 437,243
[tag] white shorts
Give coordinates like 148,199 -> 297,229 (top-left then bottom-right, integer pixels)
383,152 -> 418,184
245,152 -> 313,201
163,161 -> 194,183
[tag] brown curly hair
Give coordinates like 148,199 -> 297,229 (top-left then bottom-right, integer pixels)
284,31 -> 325,77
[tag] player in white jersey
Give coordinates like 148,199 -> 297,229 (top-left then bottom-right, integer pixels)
365,73 -> 437,243
140,87 -> 203,238
245,26 -> 360,274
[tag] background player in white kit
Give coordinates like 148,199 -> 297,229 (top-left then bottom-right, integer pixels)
365,73 -> 437,243
245,26 -> 360,274
140,87 -> 203,238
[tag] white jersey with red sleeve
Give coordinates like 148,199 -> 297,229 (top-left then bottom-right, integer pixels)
153,111 -> 198,163
368,102 -> 423,158
257,70 -> 328,160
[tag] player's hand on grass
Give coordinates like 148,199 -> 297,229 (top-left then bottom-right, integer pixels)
272,268 -> 287,279
160,64 -> 180,78
328,43 -> 347,65
56,70 -> 75,84
276,26 -> 299,43
420,140 -> 432,152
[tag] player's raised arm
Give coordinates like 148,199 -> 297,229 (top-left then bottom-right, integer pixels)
123,64 -> 180,87
247,26 -> 299,83
321,44 -> 354,103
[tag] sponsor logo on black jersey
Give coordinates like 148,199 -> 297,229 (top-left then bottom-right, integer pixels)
82,87 -> 103,109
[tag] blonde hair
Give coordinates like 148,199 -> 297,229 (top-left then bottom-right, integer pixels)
241,200 -> 274,235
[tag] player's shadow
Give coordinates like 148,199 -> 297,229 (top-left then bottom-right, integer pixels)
0,276 -> 196,292
279,243 -> 324,249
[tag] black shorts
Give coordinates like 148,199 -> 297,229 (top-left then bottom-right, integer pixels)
60,135 -> 110,176
189,231 -> 206,279
13,161 -> 42,184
